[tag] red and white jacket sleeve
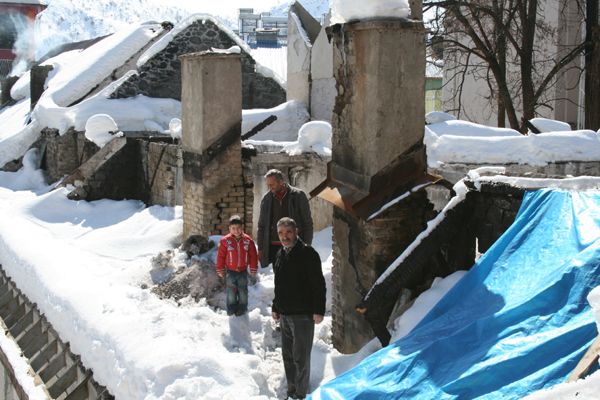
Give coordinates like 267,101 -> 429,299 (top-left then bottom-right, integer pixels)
248,238 -> 258,275
216,238 -> 227,276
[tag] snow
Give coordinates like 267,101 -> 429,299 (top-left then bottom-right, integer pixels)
426,119 -> 523,137
470,172 -> 600,192
16,0 -> 325,76
166,118 -> 182,140
251,46 -> 287,85
524,372 -> 600,400
283,120 -> 332,156
368,182 -> 431,221
425,111 -> 456,125
48,24 -> 163,107
290,9 -> 312,46
0,331 -> 48,400
1,20 -> 179,166
390,270 -> 467,342
0,150 -> 470,399
425,125 -> 600,168
530,117 -> 572,133
242,100 -> 310,142
331,0 -> 410,24
210,46 -> 241,55
84,114 -> 122,148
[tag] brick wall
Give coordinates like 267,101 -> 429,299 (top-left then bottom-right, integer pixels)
183,143 -> 245,237
331,191 -> 434,352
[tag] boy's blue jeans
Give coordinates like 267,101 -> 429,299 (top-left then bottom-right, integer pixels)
225,270 -> 248,316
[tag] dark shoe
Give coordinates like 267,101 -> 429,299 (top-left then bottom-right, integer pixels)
235,310 -> 246,316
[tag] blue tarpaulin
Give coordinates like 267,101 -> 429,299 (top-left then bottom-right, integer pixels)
311,189 -> 600,399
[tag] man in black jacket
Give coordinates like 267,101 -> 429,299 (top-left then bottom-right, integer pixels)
257,169 -> 313,268
272,217 -> 326,400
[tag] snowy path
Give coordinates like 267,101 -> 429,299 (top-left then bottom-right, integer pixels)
0,165 -> 340,399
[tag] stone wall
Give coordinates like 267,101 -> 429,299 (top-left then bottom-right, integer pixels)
431,161 -> 600,184
110,18 -> 285,109
39,128 -> 97,183
350,181 -> 526,348
248,147 -> 332,239
140,140 -> 182,207
32,128 -> 329,240
82,139 -> 147,202
468,182 -> 524,253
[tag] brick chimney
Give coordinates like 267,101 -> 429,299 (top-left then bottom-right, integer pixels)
180,52 -> 249,239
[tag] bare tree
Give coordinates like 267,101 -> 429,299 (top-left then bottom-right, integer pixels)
425,0 -> 589,133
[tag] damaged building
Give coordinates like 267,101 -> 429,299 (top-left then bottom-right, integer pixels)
0,3 -> 600,397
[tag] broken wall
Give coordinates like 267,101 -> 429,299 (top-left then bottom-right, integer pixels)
249,148 -> 332,239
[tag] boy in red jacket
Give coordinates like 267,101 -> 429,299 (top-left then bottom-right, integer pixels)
216,215 -> 258,316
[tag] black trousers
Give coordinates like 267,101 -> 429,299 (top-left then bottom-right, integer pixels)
280,314 -> 314,398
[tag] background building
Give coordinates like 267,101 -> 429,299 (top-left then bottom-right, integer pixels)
237,8 -> 287,47
0,0 -> 46,79
441,1 -> 588,129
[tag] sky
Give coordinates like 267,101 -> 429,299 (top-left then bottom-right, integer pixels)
0,0 -> 600,398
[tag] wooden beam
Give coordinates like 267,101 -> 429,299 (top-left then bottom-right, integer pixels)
567,335 -> 600,382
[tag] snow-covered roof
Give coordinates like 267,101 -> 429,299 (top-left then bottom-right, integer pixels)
137,14 -> 252,68
425,125 -> 600,168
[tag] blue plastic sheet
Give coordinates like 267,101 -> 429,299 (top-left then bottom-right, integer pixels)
311,189 -> 600,399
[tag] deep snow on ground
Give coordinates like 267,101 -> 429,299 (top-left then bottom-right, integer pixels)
0,155 -> 468,398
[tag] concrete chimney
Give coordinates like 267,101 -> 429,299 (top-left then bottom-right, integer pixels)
322,17 -> 432,353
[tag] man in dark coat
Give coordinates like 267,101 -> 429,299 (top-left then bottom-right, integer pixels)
257,169 -> 313,268
271,217 -> 326,400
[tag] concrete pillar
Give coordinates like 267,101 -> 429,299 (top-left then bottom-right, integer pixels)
331,19 -> 425,180
180,52 -> 244,239
329,18 -> 428,353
